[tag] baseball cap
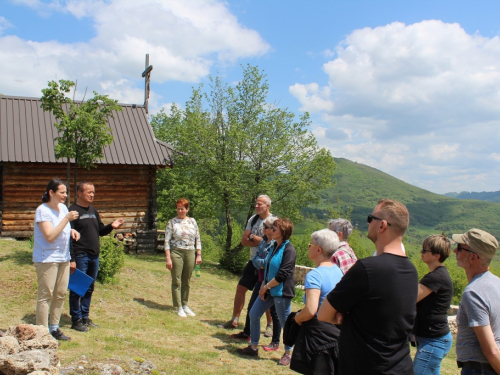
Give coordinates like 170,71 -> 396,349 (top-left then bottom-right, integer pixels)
452,228 -> 499,260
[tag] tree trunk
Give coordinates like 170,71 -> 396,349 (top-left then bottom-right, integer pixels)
224,193 -> 232,253
66,158 -> 70,207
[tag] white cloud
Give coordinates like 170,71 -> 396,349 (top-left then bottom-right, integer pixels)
0,16 -> 12,34
291,20 -> 500,193
1,0 -> 270,103
289,83 -> 334,113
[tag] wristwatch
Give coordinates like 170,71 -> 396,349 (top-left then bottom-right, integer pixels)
249,234 -> 254,241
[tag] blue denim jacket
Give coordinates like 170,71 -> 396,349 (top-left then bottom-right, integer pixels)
251,237 -> 275,270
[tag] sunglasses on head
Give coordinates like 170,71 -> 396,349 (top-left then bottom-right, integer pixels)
367,214 -> 392,226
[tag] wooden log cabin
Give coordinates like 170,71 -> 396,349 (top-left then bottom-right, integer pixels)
0,94 -> 174,252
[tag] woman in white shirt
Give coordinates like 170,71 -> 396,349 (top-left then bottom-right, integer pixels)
164,198 -> 202,318
33,179 -> 79,341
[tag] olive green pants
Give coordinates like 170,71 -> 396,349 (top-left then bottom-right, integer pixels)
170,248 -> 196,308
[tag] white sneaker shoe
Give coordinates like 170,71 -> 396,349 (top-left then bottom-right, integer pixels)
183,305 -> 196,316
177,307 -> 187,318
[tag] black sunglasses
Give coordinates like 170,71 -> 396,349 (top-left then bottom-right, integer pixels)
421,248 -> 432,254
263,223 -> 271,229
457,244 -> 478,257
367,214 -> 392,226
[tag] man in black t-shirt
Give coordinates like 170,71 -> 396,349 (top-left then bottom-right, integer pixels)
69,182 -> 123,332
318,199 -> 418,374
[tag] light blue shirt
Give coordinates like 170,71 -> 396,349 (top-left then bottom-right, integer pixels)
304,264 -> 343,312
33,203 -> 71,263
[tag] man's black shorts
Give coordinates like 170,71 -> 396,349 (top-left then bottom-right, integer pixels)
238,260 -> 259,290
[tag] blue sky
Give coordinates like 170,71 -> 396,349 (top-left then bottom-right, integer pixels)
2,0 -> 500,194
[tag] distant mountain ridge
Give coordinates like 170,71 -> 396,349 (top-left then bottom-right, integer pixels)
305,158 -> 500,238
444,191 -> 500,203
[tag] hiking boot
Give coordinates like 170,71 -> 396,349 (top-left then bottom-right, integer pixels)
177,307 -> 187,318
278,353 -> 291,366
231,331 -> 250,342
51,328 -> 71,341
237,345 -> 258,357
264,323 -> 273,337
83,318 -> 99,328
263,342 -> 279,352
71,319 -> 88,332
183,306 -> 196,316
217,320 -> 238,329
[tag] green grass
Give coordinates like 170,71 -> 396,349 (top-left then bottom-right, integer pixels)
0,238 -> 464,374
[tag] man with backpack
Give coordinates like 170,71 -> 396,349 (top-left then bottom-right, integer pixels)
218,195 -> 274,332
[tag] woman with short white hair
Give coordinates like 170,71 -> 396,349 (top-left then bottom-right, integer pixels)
291,229 -> 344,374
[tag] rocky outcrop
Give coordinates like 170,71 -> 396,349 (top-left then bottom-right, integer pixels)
0,324 -> 59,375
448,304 -> 459,336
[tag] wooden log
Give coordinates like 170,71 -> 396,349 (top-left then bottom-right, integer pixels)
1,231 -> 32,238
136,238 -> 155,244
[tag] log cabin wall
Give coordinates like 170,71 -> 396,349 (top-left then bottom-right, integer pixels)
1,162 -> 158,252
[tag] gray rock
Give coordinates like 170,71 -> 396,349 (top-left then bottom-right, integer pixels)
5,325 -> 58,351
0,336 -> 20,356
95,363 -> 124,375
0,349 -> 56,375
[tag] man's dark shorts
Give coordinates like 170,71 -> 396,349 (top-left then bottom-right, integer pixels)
238,260 -> 259,290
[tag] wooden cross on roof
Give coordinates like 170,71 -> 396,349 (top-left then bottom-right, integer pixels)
142,54 -> 153,114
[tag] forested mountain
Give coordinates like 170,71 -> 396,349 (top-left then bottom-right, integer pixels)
303,158 -> 500,238
444,191 -> 500,203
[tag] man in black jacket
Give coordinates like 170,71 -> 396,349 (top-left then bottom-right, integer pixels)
69,182 -> 123,332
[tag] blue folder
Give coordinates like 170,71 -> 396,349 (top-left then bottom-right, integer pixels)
68,268 -> 94,297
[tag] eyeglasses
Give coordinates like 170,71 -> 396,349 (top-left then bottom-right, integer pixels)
457,244 -> 478,257
421,248 -> 432,254
272,227 -> 278,232
263,223 -> 271,229
367,214 -> 392,226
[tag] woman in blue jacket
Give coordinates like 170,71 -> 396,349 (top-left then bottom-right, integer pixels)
237,218 -> 296,366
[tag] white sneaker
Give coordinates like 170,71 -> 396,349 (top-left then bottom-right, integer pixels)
183,305 -> 196,316
177,307 -> 187,318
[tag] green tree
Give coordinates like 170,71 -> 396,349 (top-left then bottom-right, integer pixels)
40,80 -> 122,202
152,65 -> 336,272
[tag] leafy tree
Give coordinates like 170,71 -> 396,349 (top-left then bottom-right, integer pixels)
152,65 -> 336,271
40,80 -> 121,202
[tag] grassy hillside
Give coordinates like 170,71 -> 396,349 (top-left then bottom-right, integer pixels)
308,158 -> 500,239
0,239 -> 461,375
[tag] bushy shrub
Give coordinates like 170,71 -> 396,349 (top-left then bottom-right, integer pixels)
98,234 -> 124,283
292,232 -> 314,268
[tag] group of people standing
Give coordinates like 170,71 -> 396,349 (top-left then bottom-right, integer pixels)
32,179 -> 123,341
216,197 -> 500,375
31,182 -> 500,375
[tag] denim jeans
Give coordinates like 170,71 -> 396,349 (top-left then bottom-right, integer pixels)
413,332 -> 453,375
461,368 -> 498,375
69,254 -> 99,321
249,294 -> 292,351
243,280 -> 281,344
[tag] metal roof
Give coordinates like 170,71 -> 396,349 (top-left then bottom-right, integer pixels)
0,95 -> 174,166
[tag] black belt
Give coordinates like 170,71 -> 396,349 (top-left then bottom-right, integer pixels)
457,361 -> 495,372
